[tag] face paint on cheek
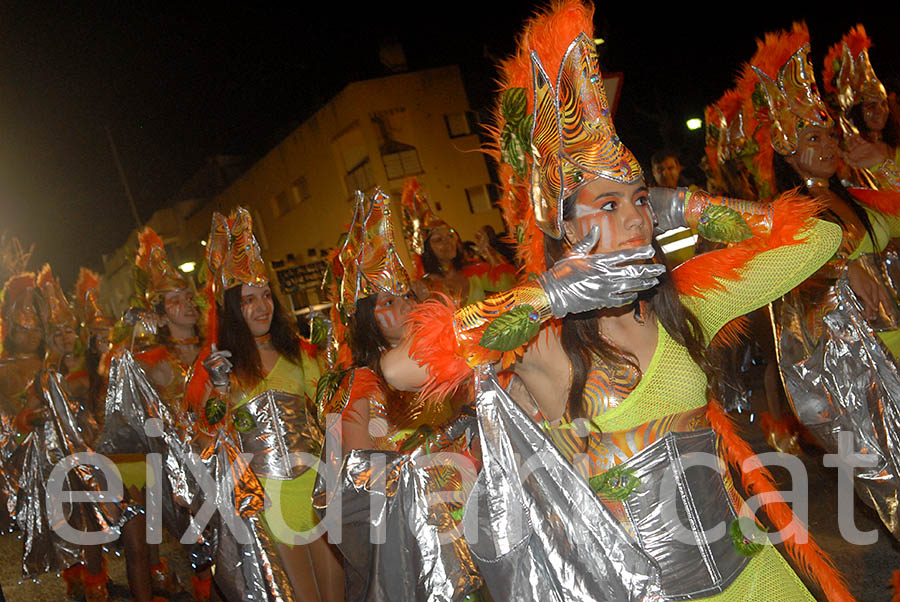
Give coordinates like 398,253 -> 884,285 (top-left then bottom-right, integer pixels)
374,305 -> 403,331
800,146 -> 816,168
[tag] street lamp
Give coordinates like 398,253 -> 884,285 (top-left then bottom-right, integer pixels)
179,261 -> 196,273
686,118 -> 702,131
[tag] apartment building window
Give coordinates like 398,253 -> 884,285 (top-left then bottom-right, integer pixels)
346,158 -> 376,192
465,184 -> 492,214
382,147 -> 422,180
444,111 -> 477,138
292,176 -> 311,204
272,190 -> 293,217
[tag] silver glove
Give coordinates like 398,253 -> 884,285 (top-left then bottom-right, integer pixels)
123,306 -> 160,335
203,344 -> 233,388
649,187 -> 689,234
537,227 -> 666,318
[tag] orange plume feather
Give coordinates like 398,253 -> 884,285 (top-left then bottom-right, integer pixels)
0,272 -> 36,346
707,400 -> 855,601
673,190 -> 821,298
135,227 -> 165,272
74,267 -> 101,303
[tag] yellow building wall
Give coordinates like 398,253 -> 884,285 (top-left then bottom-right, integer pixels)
212,65 -> 504,286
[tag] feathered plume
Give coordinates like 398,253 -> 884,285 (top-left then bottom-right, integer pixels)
489,0 -> 596,277
74,267 -> 100,305
823,24 -> 872,96
135,227 -> 165,273
0,272 -> 36,347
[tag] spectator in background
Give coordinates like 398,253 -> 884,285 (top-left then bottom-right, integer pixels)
650,149 -> 693,187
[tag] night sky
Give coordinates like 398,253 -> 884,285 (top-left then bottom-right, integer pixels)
1,3 -> 897,288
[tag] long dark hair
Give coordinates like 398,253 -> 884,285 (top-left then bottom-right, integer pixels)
218,285 -> 301,388
543,203 -> 713,423
153,299 -> 199,347
421,233 -> 465,276
348,294 -> 389,372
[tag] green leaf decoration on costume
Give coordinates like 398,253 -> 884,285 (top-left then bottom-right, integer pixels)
399,424 -> 437,453
515,225 -> 525,246
449,505 -> 466,523
500,88 -> 532,180
232,407 -> 256,432
697,204 -> 752,243
310,316 -> 329,347
588,466 -> 641,501
315,368 -> 348,413
205,397 -> 226,426
751,83 -> 768,112
730,517 -> 768,557
479,304 -> 541,352
501,88 -> 527,123
517,113 -> 534,148
501,123 -> 528,180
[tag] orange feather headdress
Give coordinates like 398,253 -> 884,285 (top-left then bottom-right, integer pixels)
74,267 -> 114,332
206,207 -> 268,304
0,272 -> 38,347
135,227 -> 189,306
822,24 -> 885,127
489,0 -> 640,276
748,22 -> 832,159
36,263 -> 77,335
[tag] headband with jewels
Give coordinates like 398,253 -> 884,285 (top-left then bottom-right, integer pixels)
74,267 -> 114,332
823,24 -> 886,123
749,24 -> 833,157
338,188 -> 410,317
206,207 -> 268,304
136,227 -> 190,306
0,272 -> 39,344
399,178 -> 451,257
36,264 -> 76,335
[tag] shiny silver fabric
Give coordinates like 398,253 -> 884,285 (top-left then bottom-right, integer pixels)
537,237 -> 665,318
97,349 -> 176,456
777,272 -> 900,538
0,406 -> 19,533
16,370 -> 124,577
464,365 -> 662,602
198,428 -> 294,601
98,349 -> 214,567
313,414 -> 482,602
615,429 -> 749,600
237,390 -> 315,480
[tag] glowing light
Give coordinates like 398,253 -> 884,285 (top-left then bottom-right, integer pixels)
593,38 -> 605,45
686,118 -> 703,131
179,261 -> 196,273
660,234 -> 698,255
200,240 -> 207,246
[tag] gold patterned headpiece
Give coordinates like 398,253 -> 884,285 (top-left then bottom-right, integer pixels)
527,31 -> 642,238
36,264 -> 76,334
206,207 -> 268,304
338,188 -> 410,316
823,24 -> 886,120
750,24 -> 832,157
399,178 -> 451,256
74,267 -> 114,332
136,227 -> 190,305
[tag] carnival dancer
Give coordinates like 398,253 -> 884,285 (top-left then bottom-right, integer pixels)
314,189 -> 483,601
72,268 -> 115,426
400,178 -> 516,305
384,3 -> 854,600
14,265 -> 130,602
822,24 -> 899,191
96,227 -> 213,601
731,22 -> 900,551
0,273 -> 43,535
186,207 -> 343,602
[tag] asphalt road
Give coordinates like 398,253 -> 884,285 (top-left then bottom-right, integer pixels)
0,368 -> 898,601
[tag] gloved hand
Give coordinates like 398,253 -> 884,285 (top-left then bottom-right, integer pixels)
123,307 -> 161,335
203,344 -> 233,388
537,227 -> 665,318
648,187 -> 688,234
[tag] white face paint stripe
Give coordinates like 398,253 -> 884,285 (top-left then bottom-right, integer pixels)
375,306 -> 403,330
